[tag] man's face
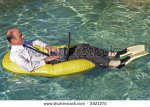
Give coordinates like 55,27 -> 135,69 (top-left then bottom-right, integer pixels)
9,29 -> 25,45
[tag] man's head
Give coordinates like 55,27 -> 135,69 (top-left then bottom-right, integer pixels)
6,28 -> 25,45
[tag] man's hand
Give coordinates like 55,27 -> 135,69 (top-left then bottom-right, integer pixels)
45,45 -> 60,53
43,56 -> 60,63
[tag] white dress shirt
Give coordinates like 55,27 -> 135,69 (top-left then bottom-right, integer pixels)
10,39 -> 48,72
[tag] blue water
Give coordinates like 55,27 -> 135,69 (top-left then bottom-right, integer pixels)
0,0 -> 150,100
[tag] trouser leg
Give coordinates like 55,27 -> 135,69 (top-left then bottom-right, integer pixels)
68,44 -> 111,68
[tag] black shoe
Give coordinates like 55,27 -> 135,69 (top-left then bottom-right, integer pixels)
115,48 -> 128,58
116,56 -> 131,69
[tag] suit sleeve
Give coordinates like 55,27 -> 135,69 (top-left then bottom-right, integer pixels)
32,39 -> 47,48
14,54 -> 45,72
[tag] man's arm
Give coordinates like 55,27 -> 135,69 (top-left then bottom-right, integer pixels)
14,55 -> 59,72
45,45 -> 60,53
33,39 -> 59,53
32,39 -> 47,48
43,56 -> 59,63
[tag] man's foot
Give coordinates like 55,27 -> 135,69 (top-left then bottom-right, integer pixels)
115,48 -> 128,58
116,56 -> 131,69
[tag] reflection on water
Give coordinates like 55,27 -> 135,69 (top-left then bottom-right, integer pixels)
0,0 -> 150,100
121,0 -> 150,6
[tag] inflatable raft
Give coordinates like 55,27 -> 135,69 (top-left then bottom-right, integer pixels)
2,44 -> 148,77
2,45 -> 96,77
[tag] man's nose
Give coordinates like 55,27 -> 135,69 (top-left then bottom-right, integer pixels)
22,35 -> 25,39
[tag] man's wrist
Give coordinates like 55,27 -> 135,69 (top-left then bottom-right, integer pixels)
45,45 -> 52,49
43,57 -> 48,62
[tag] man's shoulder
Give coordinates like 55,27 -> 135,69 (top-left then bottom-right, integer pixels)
10,49 -> 24,57
10,49 -> 25,62
10,50 -> 17,62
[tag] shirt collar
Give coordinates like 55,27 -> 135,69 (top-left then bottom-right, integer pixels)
11,45 -> 24,52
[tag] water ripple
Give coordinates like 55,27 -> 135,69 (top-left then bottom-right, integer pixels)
0,0 -> 150,100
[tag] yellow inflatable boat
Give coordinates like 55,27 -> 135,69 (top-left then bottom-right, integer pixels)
2,44 -> 148,77
2,45 -> 96,77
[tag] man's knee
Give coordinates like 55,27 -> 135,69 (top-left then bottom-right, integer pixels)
76,43 -> 90,48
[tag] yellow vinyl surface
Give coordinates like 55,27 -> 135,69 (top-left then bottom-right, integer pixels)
2,45 -> 96,77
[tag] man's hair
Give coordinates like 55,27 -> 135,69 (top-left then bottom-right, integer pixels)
6,28 -> 21,43
7,31 -> 14,43
7,36 -> 13,43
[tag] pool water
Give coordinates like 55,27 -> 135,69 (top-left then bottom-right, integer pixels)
0,0 -> 150,100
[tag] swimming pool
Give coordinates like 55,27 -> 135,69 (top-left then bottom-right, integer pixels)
0,0 -> 150,100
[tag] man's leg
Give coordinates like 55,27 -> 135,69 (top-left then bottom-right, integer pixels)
68,44 -> 130,68
108,56 -> 131,68
68,44 -> 128,58
68,44 -> 109,57
108,49 -> 128,58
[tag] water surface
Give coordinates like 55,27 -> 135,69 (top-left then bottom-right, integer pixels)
0,0 -> 150,100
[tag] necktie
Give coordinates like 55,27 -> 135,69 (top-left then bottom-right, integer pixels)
23,44 -> 69,62
23,44 -> 49,56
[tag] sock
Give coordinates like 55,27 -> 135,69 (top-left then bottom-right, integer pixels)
115,48 -> 128,58
116,56 -> 131,69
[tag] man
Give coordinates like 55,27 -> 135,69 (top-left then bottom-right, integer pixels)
6,28 -> 130,72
